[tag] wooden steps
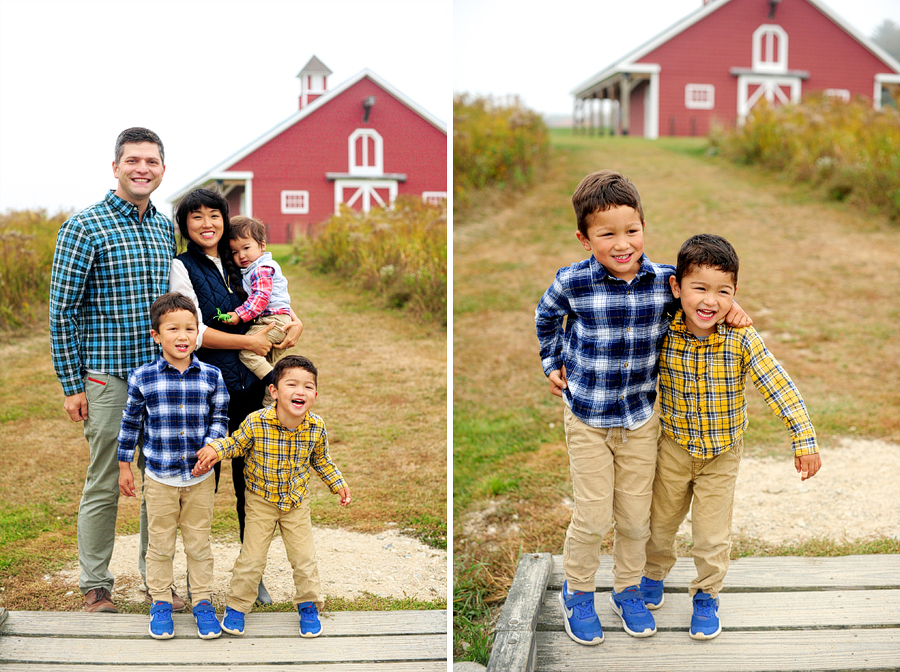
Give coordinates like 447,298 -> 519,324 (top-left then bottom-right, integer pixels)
0,609 -> 447,670
488,553 -> 900,672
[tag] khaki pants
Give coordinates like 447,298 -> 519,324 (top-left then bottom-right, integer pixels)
645,432 -> 743,598
239,314 -> 291,380
144,476 -> 215,603
226,491 -> 322,613
562,407 -> 659,593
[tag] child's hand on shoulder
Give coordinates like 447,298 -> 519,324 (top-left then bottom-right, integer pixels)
722,301 -> 752,328
337,486 -> 351,507
795,453 -> 822,481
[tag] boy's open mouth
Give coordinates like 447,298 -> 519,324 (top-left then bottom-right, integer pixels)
612,253 -> 632,262
697,309 -> 716,320
291,398 -> 306,409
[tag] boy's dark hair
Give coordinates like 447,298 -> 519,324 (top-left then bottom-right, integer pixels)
230,216 -> 267,246
115,127 -> 165,165
272,355 -> 318,388
150,292 -> 198,332
572,170 -> 645,237
675,233 -> 740,284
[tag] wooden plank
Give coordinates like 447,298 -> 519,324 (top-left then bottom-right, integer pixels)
537,589 -> 900,631
534,629 -> 900,671
0,664 -> 448,672
486,552 -> 552,672
0,634 -> 447,665
0,609 -> 446,638
549,555 -> 900,591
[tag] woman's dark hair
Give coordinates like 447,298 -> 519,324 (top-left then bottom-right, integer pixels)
174,188 -> 246,301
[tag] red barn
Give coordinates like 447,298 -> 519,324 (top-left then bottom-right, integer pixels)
169,56 -> 447,243
571,0 -> 900,138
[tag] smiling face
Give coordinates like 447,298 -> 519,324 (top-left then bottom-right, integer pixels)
670,265 -> 737,339
186,205 -> 225,257
151,308 -> 198,371
230,235 -> 266,268
576,205 -> 645,282
271,367 -> 318,428
112,142 -> 164,206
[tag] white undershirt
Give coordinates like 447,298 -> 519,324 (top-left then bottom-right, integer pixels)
169,255 -> 228,348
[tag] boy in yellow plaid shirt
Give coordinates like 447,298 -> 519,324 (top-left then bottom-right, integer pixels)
193,354 -> 351,637
641,234 -> 821,640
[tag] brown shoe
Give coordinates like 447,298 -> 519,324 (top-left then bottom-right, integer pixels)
84,587 -> 117,613
143,587 -> 185,612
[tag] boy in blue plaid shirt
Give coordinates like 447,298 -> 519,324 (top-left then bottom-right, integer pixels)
535,171 -> 749,646
118,293 -> 229,640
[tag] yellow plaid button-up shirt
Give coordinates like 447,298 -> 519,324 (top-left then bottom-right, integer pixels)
659,311 -> 818,459
208,406 -> 345,511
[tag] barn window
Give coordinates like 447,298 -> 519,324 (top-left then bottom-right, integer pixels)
281,190 -> 309,214
752,24 -> 788,73
685,84 -> 715,110
348,128 -> 383,176
422,191 -> 447,205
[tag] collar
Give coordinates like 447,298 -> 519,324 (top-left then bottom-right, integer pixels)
590,254 -> 655,284
154,353 -> 201,374
241,251 -> 273,275
104,189 -> 157,219
669,309 -> 728,342
260,403 -> 312,432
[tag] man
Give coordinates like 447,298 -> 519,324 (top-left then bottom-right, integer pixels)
50,127 -> 175,613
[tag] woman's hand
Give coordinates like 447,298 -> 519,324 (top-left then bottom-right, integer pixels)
246,324 -> 276,356
273,311 -> 303,350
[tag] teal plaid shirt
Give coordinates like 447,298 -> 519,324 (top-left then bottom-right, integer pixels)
50,191 -> 175,396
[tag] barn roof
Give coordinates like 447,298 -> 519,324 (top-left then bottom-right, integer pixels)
296,54 -> 332,77
168,68 -> 447,205
570,0 -> 900,98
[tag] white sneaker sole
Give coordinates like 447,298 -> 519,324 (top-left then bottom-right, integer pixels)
609,595 -> 657,638
690,624 -> 722,640
645,595 -> 664,610
148,625 -> 174,640
558,589 -> 603,645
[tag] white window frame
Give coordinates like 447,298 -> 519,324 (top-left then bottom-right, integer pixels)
685,84 -> 715,110
824,88 -> 850,102
348,128 -> 383,176
752,24 -> 789,74
422,191 -> 447,205
334,179 -> 398,214
280,190 -> 309,214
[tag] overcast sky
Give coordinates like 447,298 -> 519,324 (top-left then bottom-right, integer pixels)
0,0 -> 451,216
455,0 -> 900,115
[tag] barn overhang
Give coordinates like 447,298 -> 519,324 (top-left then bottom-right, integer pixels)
571,63 -> 661,139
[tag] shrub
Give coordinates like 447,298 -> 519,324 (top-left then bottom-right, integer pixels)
710,94 -> 900,221
0,209 -> 67,329
293,197 -> 447,326
453,93 -> 550,210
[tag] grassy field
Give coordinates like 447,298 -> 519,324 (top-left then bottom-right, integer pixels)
0,244 -> 447,612
453,130 -> 900,662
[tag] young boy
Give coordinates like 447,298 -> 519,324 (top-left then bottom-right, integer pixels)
193,355 -> 351,637
641,233 -> 821,640
219,216 -> 297,405
535,171 -> 749,646
118,292 -> 229,640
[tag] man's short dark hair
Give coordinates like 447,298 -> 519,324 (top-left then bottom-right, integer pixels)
272,355 -> 318,387
230,216 -> 267,246
572,170 -> 645,237
675,233 -> 740,285
150,292 -> 198,332
115,127 -> 165,165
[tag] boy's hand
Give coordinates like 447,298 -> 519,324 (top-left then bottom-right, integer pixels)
224,311 -> 240,325
119,462 -> 136,497
337,486 -> 351,507
722,301 -> 752,328
193,446 -> 221,476
795,453 -> 822,481
548,365 -> 568,398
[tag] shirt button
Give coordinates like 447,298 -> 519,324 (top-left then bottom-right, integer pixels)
624,363 -> 629,368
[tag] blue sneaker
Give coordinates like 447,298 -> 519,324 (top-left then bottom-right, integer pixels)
640,576 -> 665,609
149,601 -> 174,639
690,592 -> 721,640
221,606 -> 245,636
192,599 -> 222,639
558,580 -> 604,645
298,601 -> 322,638
610,585 -> 657,637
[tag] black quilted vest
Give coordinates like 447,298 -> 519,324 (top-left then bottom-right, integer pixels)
177,243 -> 257,393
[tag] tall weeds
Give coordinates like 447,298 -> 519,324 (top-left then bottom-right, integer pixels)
293,197 -> 447,326
453,93 -> 550,211
710,94 -> 900,221
0,209 -> 67,329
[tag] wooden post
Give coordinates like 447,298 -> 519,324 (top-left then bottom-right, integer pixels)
620,73 -> 631,136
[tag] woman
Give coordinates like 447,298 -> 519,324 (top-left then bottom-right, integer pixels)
169,188 -> 302,603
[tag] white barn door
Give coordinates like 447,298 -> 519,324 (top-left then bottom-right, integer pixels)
736,75 -> 802,124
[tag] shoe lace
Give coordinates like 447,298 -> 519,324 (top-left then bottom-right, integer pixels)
621,596 -> 648,615
93,587 -> 111,602
694,597 -> 716,616
570,593 -> 596,620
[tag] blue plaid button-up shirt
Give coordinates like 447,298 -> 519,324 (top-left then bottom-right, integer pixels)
50,190 -> 176,396
536,255 -> 676,428
118,355 -> 230,481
